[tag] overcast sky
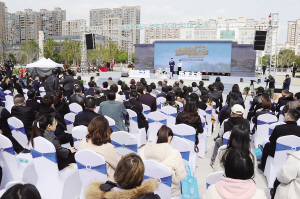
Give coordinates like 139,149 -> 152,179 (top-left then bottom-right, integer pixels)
2,0 -> 300,44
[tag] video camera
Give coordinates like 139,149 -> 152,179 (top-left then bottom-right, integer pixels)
250,80 -> 256,85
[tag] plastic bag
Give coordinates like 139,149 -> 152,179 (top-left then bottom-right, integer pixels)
181,165 -> 199,199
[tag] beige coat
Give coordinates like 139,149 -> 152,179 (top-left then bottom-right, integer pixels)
79,139 -> 121,182
275,151 -> 300,199
140,142 -> 186,196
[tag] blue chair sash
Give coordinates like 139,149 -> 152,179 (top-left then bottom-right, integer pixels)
9,125 -> 26,135
202,122 -> 205,128
213,104 -> 216,109
0,146 -> 15,155
130,116 -> 138,123
161,111 -> 177,118
144,110 -> 151,115
110,125 -> 116,132
148,118 -> 167,125
143,175 -> 172,187
180,107 -> 183,111
276,143 -> 300,152
111,140 -> 137,153
157,104 -> 162,109
173,133 -> 195,142
64,119 -> 73,125
206,183 -> 210,189
73,137 -> 82,142
269,128 -> 274,136
206,110 -> 212,115
280,110 -> 282,115
76,161 -> 107,174
223,138 -> 229,145
31,149 -> 57,163
71,110 -> 83,114
180,151 -> 190,161
257,120 -> 277,125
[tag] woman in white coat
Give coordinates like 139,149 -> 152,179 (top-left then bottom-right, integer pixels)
140,125 -> 186,196
203,148 -> 267,199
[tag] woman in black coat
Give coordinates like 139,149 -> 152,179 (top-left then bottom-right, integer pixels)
54,90 -> 70,118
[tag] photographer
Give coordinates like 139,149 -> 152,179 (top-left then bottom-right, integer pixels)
4,58 -> 14,78
264,75 -> 275,99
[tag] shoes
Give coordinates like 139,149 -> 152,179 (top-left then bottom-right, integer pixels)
21,149 -> 31,154
258,163 -> 265,172
270,188 -> 274,197
210,162 -> 214,168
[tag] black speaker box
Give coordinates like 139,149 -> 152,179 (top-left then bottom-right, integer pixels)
121,72 -> 129,77
202,75 -> 209,81
274,88 -> 283,93
253,30 -> 267,51
86,34 -> 95,50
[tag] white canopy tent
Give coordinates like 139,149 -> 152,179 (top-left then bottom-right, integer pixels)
26,57 -> 63,78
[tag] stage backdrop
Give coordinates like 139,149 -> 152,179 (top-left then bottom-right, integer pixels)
134,44 -> 154,70
154,41 -> 232,73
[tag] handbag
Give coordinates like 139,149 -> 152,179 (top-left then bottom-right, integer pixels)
252,144 -> 264,159
181,165 -> 199,199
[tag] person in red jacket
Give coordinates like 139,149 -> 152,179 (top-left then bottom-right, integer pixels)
110,60 -> 114,71
19,68 -> 23,78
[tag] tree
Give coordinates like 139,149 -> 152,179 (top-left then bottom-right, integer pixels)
44,38 -> 60,62
20,40 -> 40,64
295,56 -> 300,67
260,55 -> 270,66
69,40 -> 81,65
277,49 -> 297,68
8,53 -> 15,61
59,38 -> 72,64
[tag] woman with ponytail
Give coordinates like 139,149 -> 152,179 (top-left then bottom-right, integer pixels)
79,116 -> 120,182
30,114 -> 77,170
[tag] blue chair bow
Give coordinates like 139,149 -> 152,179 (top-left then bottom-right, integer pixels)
9,125 -> 26,135
257,120 -> 277,125
173,133 -> 195,142
276,143 -> 300,152
76,161 -> 107,174
180,107 -> 183,111
144,110 -> 151,115
161,111 -> 177,118
280,110 -> 282,115
180,151 -> 190,161
213,104 -> 216,109
111,140 -> 137,153
202,122 -> 205,128
148,118 -> 167,125
206,183 -> 211,189
223,138 -> 229,145
64,119 -> 73,125
31,149 -> 57,163
157,103 -> 162,109
73,137 -> 82,142
269,128 -> 274,136
0,146 -> 15,155
130,116 -> 138,123
206,110 -> 212,115
110,125 -> 116,132
71,110 -> 83,114
143,175 -> 172,187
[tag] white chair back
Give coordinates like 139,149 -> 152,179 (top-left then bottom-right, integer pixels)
39,87 -> 46,97
223,131 -> 231,145
72,125 -> 88,150
75,149 -> 108,199
69,103 -> 83,114
170,136 -> 190,167
5,95 -> 14,113
175,101 -> 183,112
254,114 -> 278,148
269,122 -> 285,137
156,97 -> 166,110
8,117 -> 29,149
23,89 -> 28,100
198,108 -> 207,122
147,111 -> 168,143
111,131 -> 138,155
206,171 -> 224,189
104,115 -> 116,132
94,106 -> 100,113
143,160 -> 172,199
64,113 -> 76,134
126,109 -> 146,147
150,93 -> 157,98
161,106 -> 177,127
4,90 -> 12,96
278,106 -> 285,122
121,95 -> 126,102
298,118 -> 300,126
198,115 -> 207,158
142,104 -> 151,118
205,105 -> 213,136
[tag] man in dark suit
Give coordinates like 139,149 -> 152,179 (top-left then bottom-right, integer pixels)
0,77 -> 10,91
73,97 -> 99,127
84,81 -> 95,96
94,87 -> 106,106
258,108 -> 300,171
124,89 -> 148,129
283,74 -> 291,91
276,92 -> 294,113
32,76 -> 40,92
126,84 -> 136,100
25,79 -> 33,90
26,89 -> 40,113
74,76 -> 84,92
69,85 -> 85,109
137,86 -> 157,112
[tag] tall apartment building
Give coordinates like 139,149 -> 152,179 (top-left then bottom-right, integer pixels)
0,2 -> 7,41
90,6 -> 141,51
144,28 -> 180,43
287,20 -> 300,45
62,19 -> 86,36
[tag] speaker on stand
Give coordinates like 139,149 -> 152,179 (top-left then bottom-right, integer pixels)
85,34 -> 95,50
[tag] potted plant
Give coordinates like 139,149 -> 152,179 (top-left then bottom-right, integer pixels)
244,87 -> 250,95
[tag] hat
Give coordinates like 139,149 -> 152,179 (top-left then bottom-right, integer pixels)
231,104 -> 244,115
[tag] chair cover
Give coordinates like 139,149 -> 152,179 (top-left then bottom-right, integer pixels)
198,115 -> 207,158
72,125 -> 88,150
69,103 -> 83,114
222,131 -> 231,146
8,117 -> 29,149
206,171 -> 224,189
156,97 -> 166,110
170,136 -> 190,167
64,113 -> 76,134
104,115 -> 116,132
254,114 -> 277,148
126,109 -> 146,147
147,111 -> 167,143
161,106 -> 177,127
111,131 -> 138,155
142,104 -> 151,119
5,95 -> 14,113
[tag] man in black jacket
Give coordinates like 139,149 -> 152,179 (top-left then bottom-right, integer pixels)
45,69 -> 59,96
60,69 -> 74,100
208,84 -> 223,110
32,76 -> 40,92
259,108 -> 300,171
74,97 -> 99,127
84,81 -> 95,96
11,95 -> 36,139
26,89 -> 40,113
74,76 -> 84,91
0,77 -> 10,91
95,86 -> 106,106
264,75 -> 275,99
210,104 -> 250,166
124,89 -> 148,129
126,84 -> 136,100
137,86 -> 157,112
253,92 -> 276,113
69,85 -> 85,109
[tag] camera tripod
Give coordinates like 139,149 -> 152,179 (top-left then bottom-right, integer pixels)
244,80 -> 255,101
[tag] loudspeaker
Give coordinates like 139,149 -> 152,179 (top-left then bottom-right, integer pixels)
274,88 -> 283,93
202,75 -> 209,81
240,78 -> 243,82
96,73 -> 99,76
257,79 -> 261,83
85,34 -> 95,50
121,72 -> 129,77
253,31 -> 267,51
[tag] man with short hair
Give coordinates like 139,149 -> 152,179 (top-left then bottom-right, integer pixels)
45,69 -> 59,95
126,84 -> 136,100
150,82 -> 158,96
276,92 -> 294,113
74,97 -> 99,127
157,86 -> 168,98
69,85 -> 85,109
74,76 -> 84,91
25,79 -> 33,90
169,58 -> 175,77
26,89 -> 40,112
179,79 -> 184,89
0,77 -> 10,91
11,95 -> 36,139
98,90 -> 129,131
162,79 -> 168,87
283,74 -> 291,91
286,92 -> 300,109
174,81 -> 179,88
137,86 -> 157,112
94,86 -> 106,106
249,86 -> 265,112
208,84 -> 223,109
84,81 -> 95,96
259,109 -> 300,171
110,84 -> 123,102
210,104 -> 250,166
157,81 -> 163,92
107,77 -> 116,86
60,69 -> 74,99
32,76 -> 40,92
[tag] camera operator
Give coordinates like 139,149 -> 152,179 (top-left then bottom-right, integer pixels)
264,75 -> 275,99
4,58 -> 14,78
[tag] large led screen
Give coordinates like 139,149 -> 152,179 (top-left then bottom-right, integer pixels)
134,44 -> 154,70
154,41 -> 232,73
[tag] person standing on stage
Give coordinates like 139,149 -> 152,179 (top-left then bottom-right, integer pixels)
292,65 -> 298,77
177,60 -> 182,75
262,65 -> 267,75
169,58 -> 175,77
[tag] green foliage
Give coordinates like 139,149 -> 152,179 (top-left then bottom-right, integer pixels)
44,38 -> 60,62
8,53 -> 15,61
260,55 -> 270,66
20,40 -> 40,64
277,49 -> 297,68
244,87 -> 250,92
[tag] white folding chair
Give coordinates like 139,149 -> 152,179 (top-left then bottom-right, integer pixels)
212,102 -> 218,129
278,106 -> 285,122
205,106 -> 213,136
72,125 -> 88,150
170,124 -> 197,171
23,89 -> 28,100
5,95 -> 14,113
161,106 -> 177,127
0,135 -> 36,190
156,97 -> 166,111
143,160 -> 172,199
75,149 -> 108,199
254,114 -> 278,148
30,137 -> 81,199
94,106 -> 100,113
4,90 -> 12,96
150,93 -> 157,98
111,131 -> 138,155
174,101 -> 182,111
142,104 -> 151,119
147,111 -> 168,143
264,135 -> 300,188
64,113 -> 76,134
206,171 -> 224,189
198,108 -> 207,121
8,117 -> 29,149
222,131 -> 231,146
39,87 -> 46,97
104,115 -> 116,132
298,118 -> 300,126
198,115 -> 207,158
126,109 -> 146,148
171,136 -> 190,167
69,103 -> 83,114
120,95 -> 126,102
